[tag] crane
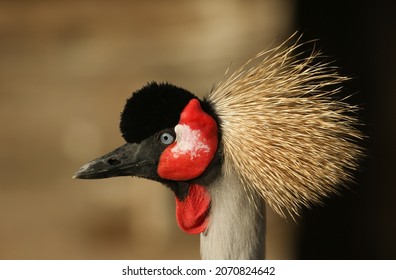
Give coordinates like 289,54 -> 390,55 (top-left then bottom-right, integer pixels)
74,36 -> 362,259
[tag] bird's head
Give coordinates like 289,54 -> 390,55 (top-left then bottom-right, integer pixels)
74,82 -> 221,234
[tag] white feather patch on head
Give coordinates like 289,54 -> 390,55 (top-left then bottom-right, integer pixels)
172,124 -> 210,160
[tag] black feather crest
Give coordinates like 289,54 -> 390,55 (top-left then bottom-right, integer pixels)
120,82 -> 198,143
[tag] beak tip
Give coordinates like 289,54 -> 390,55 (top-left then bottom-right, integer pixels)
72,163 -> 94,179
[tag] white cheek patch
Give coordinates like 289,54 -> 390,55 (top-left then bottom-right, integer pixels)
172,124 -> 210,159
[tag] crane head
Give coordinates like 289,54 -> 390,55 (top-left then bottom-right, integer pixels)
74,82 -> 220,234
74,35 -> 363,233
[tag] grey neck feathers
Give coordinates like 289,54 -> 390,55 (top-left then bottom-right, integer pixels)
200,165 -> 266,259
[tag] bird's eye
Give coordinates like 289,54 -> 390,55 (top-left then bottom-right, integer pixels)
159,132 -> 175,145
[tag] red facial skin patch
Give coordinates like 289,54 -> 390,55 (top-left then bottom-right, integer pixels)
175,183 -> 210,234
158,99 -> 218,181
157,99 -> 217,234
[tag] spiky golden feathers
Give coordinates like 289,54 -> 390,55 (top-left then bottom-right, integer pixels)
208,35 -> 363,218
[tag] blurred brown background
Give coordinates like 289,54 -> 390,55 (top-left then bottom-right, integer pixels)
0,0 -> 394,259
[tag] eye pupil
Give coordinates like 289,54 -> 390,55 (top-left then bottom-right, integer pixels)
159,132 -> 175,145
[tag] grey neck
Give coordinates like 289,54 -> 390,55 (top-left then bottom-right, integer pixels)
200,165 -> 266,259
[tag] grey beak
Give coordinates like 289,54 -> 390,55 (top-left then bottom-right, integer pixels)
73,143 -> 150,179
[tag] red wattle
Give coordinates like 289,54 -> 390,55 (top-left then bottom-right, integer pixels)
175,184 -> 210,234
